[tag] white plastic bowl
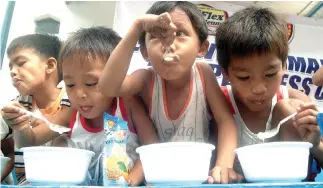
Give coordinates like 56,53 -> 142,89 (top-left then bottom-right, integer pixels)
235,142 -> 312,183
136,142 -> 215,185
21,146 -> 94,186
1,156 -> 10,175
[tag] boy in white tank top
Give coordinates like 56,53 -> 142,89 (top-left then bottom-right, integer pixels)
215,7 -> 323,180
2,27 -> 159,186
99,1 -> 242,184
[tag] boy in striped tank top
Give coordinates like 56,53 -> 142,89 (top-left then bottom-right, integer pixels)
99,1 -> 242,184
3,27 -> 159,186
2,34 -> 70,184
215,7 -> 322,180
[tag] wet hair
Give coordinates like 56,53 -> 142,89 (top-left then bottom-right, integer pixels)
7,33 -> 61,61
138,1 -> 208,46
216,7 -> 288,73
58,26 -> 121,75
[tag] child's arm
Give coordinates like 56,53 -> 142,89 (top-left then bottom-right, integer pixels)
124,95 -> 159,186
198,63 -> 240,183
273,90 -> 323,167
2,103 -> 74,148
1,137 -> 14,182
99,13 -> 176,97
312,67 -> 323,86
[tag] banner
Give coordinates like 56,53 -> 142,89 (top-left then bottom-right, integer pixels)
113,1 -> 323,108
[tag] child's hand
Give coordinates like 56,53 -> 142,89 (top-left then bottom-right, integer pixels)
293,103 -> 321,147
138,12 -> 177,46
208,166 -> 244,184
2,102 -> 30,131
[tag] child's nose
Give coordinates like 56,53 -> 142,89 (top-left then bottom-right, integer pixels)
76,88 -> 87,99
251,83 -> 267,95
10,67 -> 18,78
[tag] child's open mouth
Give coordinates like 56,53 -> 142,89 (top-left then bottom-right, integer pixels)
80,106 -> 93,113
250,100 -> 265,105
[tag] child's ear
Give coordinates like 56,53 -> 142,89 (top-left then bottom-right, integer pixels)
140,45 -> 149,62
197,40 -> 209,58
46,57 -> 57,74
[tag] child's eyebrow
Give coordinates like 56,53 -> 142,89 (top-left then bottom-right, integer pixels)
232,67 -> 248,72
63,75 -> 73,80
9,55 -> 25,65
266,63 -> 281,70
84,72 -> 100,79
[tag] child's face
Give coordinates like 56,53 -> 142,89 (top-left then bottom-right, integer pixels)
9,48 -> 48,95
224,52 -> 286,112
62,55 -> 111,119
143,8 -> 207,81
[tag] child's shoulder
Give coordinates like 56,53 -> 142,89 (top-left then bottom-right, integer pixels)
287,86 -> 311,102
195,62 -> 214,78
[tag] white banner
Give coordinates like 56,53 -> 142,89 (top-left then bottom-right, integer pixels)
113,1 -> 323,108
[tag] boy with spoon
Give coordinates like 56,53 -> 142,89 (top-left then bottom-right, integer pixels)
215,6 -> 323,180
1,34 -> 71,184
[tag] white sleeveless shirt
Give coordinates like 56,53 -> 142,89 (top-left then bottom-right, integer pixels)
149,63 -> 211,142
222,85 -> 289,174
222,85 -> 289,147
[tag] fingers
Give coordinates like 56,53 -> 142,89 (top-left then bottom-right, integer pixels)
209,166 -> 221,183
294,113 -> 318,126
4,114 -> 30,131
209,167 -> 244,184
2,104 -> 31,131
293,103 -> 319,126
2,104 -> 26,114
159,12 -> 176,30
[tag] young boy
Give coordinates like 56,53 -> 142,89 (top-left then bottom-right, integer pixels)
98,1 -> 241,184
2,34 -> 70,184
3,27 -> 159,186
215,6 -> 323,180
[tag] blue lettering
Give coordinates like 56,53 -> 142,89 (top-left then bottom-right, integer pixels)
208,63 -> 222,77
289,75 -> 301,91
315,87 -> 323,100
307,58 -> 320,74
204,43 -> 216,61
281,74 -> 288,86
221,78 -> 230,86
287,56 -> 306,72
302,77 -> 312,95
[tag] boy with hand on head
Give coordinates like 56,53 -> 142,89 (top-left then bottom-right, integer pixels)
98,1 -> 242,184
3,27 -> 159,186
215,6 -> 323,180
2,34 -> 70,184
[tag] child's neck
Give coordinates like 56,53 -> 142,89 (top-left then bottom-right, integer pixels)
163,70 -> 191,90
32,82 -> 61,110
233,92 -> 272,133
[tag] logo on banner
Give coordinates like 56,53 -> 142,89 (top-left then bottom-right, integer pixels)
197,4 -> 228,35
287,23 -> 294,43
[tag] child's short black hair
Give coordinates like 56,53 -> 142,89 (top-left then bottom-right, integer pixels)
7,34 -> 61,61
139,1 -> 208,46
216,7 -> 288,73
59,26 -> 121,67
